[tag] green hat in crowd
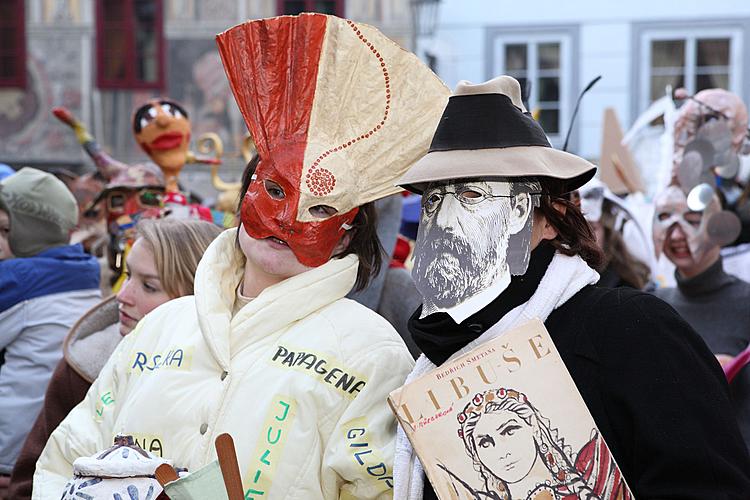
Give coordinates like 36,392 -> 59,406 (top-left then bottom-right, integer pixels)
0,167 -> 78,257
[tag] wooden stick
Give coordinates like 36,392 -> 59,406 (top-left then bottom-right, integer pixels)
215,433 -> 244,500
154,463 -> 179,487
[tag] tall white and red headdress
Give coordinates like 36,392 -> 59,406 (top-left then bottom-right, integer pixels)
216,14 -> 449,267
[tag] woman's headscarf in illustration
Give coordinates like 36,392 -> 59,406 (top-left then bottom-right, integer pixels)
454,388 -> 631,500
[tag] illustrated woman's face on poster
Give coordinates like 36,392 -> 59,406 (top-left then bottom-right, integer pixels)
473,409 -> 537,484
412,179 -> 537,318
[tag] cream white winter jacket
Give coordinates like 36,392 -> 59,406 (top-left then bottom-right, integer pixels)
33,229 -> 414,499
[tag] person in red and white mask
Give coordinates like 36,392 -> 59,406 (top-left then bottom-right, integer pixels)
33,13 -> 448,500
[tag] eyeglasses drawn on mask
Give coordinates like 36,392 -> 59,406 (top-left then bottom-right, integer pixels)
106,187 -> 165,214
261,178 -> 339,219
422,185 -> 541,216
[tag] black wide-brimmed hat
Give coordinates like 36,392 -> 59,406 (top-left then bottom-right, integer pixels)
398,75 -> 596,194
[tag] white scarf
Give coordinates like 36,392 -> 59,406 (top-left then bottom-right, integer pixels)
393,251 -> 599,500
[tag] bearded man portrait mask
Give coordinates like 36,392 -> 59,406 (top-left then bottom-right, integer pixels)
413,179 -> 539,318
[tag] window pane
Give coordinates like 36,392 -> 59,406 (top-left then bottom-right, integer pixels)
0,1 -> 14,20
133,0 -> 159,83
697,73 -> 729,92
538,77 -> 559,102
650,74 -> 684,101
134,0 -> 157,24
283,1 -> 306,14
0,56 -> 16,78
0,27 -> 15,49
135,39 -> 157,81
697,38 -> 730,67
314,1 -> 337,14
101,20 -> 128,82
507,74 -> 529,108
505,44 -> 527,72
651,40 -> 685,68
538,108 -> 559,134
538,43 -> 560,70
102,28 -> 128,56
102,0 -> 127,22
102,52 -> 127,80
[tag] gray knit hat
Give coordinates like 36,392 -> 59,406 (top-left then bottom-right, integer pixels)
0,167 -> 78,256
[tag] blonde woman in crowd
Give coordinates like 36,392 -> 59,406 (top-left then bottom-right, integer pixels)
7,218 -> 221,499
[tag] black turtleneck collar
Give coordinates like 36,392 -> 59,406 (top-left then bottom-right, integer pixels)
409,242 -> 556,366
675,257 -> 736,297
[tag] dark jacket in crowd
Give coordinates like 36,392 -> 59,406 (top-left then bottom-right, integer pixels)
415,247 -> 750,499
546,286 -> 750,498
652,257 -> 750,356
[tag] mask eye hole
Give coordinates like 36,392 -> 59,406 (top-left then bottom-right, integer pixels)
657,212 -> 672,221
684,211 -> 703,227
423,192 -> 443,215
108,193 -> 126,210
264,180 -> 285,200
309,205 -> 338,219
457,188 -> 483,201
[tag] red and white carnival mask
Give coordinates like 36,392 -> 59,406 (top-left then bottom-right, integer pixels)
216,14 -> 449,267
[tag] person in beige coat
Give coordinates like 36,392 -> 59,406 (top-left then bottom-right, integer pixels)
33,13 -> 449,499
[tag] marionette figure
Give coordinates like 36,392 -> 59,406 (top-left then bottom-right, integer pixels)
53,107 -> 166,283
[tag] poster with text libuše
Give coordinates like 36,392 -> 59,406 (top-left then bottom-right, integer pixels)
388,319 -> 634,500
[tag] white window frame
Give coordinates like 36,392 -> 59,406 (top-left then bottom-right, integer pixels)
492,32 -> 572,148
638,27 -> 743,112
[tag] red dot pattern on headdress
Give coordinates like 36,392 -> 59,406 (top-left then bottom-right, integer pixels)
457,388 -> 529,433
304,19 -> 392,197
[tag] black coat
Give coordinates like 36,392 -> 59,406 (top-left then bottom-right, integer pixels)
546,285 -> 750,499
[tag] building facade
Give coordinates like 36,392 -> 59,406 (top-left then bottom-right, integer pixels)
0,0 -> 414,198
416,0 -> 750,160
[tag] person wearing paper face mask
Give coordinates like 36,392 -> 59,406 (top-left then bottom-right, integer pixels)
33,14 -> 450,500
652,184 -> 750,364
413,179 -> 538,318
393,76 -> 750,500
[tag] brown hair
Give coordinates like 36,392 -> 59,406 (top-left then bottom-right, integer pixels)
136,218 -> 222,298
333,202 -> 383,291
535,177 -> 604,270
597,200 -> 650,289
236,155 -> 382,291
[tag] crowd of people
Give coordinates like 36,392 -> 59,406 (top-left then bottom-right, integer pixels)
1,11 -> 750,500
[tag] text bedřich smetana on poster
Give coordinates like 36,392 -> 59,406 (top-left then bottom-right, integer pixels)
388,319 -> 634,499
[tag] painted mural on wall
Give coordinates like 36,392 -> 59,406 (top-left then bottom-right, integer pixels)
0,34 -> 85,163
167,39 -> 244,160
